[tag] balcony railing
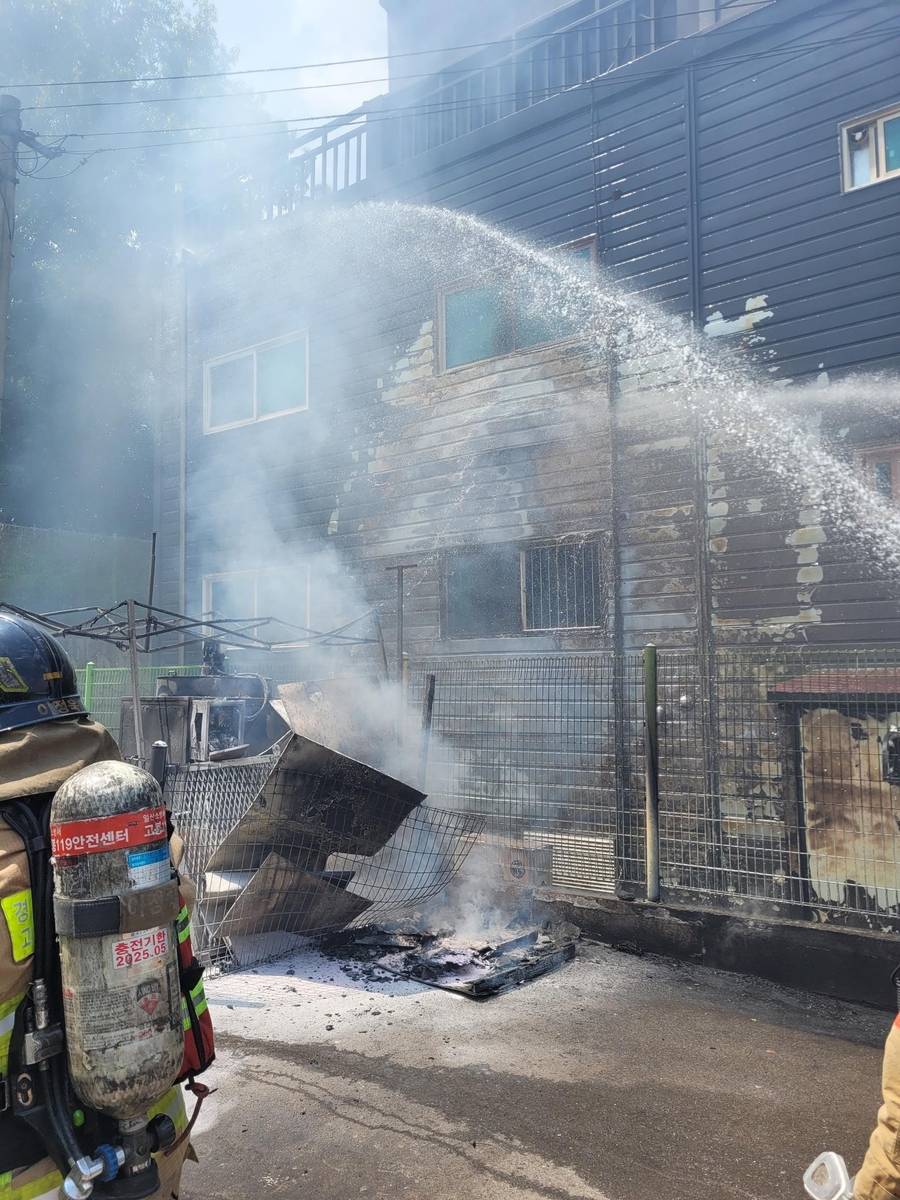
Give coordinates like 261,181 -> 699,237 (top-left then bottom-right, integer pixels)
378,0 -> 771,166
186,0 -> 769,232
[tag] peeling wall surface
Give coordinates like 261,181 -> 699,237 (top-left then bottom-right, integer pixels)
151,1 -> 900,926
802,709 -> 900,910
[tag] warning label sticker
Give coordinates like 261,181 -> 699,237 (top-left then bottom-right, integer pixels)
51,805 -> 167,859
112,928 -> 169,970
0,657 -> 28,694
136,980 -> 162,1017
127,845 -> 170,889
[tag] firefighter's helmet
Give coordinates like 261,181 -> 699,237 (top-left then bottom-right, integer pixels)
0,611 -> 87,733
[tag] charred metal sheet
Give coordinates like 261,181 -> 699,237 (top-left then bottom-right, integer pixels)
217,853 -> 372,940
377,926 -> 579,998
206,733 -> 426,870
277,680 -> 397,771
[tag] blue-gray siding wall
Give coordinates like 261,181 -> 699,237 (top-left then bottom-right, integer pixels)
363,0 -> 900,378
156,0 -> 900,655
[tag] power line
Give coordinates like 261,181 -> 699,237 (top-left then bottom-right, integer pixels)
55,25 -> 900,152
1,2 -> 779,90
19,10 -> 895,115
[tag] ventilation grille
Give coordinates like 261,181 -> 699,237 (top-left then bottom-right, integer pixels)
524,831 -> 616,895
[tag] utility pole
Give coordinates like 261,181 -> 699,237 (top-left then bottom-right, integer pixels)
0,94 -> 64,435
0,95 -> 21,426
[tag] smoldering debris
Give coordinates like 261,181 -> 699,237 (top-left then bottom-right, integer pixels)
324,922 -> 580,998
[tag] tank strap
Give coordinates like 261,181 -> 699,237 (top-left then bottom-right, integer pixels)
53,879 -> 179,939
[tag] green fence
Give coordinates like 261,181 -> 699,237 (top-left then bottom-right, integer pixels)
75,665 -> 204,739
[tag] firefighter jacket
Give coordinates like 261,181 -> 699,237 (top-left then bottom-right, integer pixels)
0,717 -> 191,1200
855,1014 -> 900,1200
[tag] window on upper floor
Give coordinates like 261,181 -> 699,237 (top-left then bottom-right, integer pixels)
203,565 -> 311,644
440,236 -> 597,371
856,446 -> 900,504
841,104 -> 900,191
204,331 -> 309,433
444,538 -> 604,638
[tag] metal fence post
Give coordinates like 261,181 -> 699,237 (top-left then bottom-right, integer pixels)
644,644 -> 660,902
83,661 -> 95,715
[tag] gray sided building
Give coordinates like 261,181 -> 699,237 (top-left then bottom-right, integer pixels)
153,0 -> 900,972
156,0 -> 900,655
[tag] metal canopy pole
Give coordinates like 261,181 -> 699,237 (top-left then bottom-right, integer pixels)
385,563 -> 417,747
126,598 -> 145,767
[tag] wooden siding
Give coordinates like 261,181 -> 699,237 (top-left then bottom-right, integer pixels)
155,0 -> 900,655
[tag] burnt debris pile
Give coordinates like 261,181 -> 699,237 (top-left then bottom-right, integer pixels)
165,674 -> 483,970
325,922 -> 580,997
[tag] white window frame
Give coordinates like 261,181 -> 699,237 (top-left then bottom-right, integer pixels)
841,103 -> 900,193
438,234 -> 598,373
202,565 -> 312,647
855,445 -> 900,505
203,330 -> 310,434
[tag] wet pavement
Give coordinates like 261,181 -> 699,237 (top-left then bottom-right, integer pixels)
180,941 -> 889,1200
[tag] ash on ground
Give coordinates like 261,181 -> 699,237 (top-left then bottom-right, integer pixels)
323,921 -> 579,998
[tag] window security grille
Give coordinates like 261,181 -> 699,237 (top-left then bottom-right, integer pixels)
522,543 -> 603,631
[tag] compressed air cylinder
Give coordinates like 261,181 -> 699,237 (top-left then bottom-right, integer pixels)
51,761 -> 184,1120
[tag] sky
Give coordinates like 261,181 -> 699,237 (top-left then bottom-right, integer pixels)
213,0 -> 390,125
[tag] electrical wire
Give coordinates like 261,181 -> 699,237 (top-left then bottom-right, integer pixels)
49,24 -> 900,158
18,9 -> 893,114
0,1 -> 782,89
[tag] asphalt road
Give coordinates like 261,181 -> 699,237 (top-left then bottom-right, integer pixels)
180,942 -> 889,1200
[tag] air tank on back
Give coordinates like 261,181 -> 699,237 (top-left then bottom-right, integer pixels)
50,761 -> 183,1124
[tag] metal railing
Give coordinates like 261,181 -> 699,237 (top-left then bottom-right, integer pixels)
75,644 -> 900,935
184,0 -> 771,231
381,0 -> 771,166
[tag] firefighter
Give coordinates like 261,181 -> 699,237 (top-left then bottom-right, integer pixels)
854,1015 -> 900,1200
0,612 -> 192,1200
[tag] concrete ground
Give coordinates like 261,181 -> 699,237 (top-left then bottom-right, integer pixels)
180,942 -> 890,1200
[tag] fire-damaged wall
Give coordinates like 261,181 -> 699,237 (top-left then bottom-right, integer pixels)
150,0 -> 900,932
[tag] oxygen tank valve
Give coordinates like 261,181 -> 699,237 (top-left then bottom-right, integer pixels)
61,1146 -> 126,1199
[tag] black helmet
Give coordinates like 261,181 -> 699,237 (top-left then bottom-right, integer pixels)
0,611 -> 87,734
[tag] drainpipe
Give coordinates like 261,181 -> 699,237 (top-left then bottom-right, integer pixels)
644,643 -> 660,902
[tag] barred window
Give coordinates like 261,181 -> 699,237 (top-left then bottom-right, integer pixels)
522,543 -> 603,631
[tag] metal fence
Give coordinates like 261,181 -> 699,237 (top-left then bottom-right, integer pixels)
76,648 -> 900,938
411,655 -> 645,896
166,751 -> 484,971
409,649 -> 900,933
75,665 -> 203,740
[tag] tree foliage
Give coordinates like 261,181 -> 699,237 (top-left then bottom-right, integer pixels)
1,1 -> 277,535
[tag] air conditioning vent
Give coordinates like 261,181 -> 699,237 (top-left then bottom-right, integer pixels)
524,831 -> 616,895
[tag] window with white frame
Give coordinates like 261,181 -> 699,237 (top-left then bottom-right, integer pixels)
440,236 -> 597,371
204,332 -> 309,432
203,566 -> 311,644
841,105 -> 900,191
856,445 -> 900,505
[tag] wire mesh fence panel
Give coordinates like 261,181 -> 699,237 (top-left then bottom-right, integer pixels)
166,740 -> 484,972
75,665 -> 204,739
409,655 -> 646,894
655,647 -> 900,929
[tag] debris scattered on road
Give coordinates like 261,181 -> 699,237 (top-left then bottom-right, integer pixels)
324,922 -> 579,998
